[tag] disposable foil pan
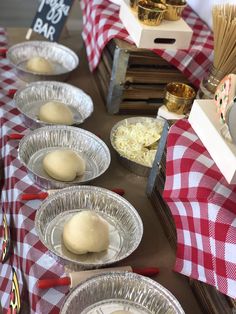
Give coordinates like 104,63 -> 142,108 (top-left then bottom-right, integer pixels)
14,81 -> 93,129
110,117 -> 164,177
60,272 -> 185,313
35,186 -> 143,269
18,126 -> 111,189
7,41 -> 79,82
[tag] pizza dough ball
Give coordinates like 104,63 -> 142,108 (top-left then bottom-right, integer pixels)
63,211 -> 109,254
111,312 -> 133,314
39,101 -> 73,125
26,56 -> 53,73
43,149 -> 85,182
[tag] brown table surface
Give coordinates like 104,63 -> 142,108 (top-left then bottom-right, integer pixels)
6,27 -> 203,314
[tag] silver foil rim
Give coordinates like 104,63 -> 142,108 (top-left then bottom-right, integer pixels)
7,41 -> 79,82
18,125 -> 111,189
35,186 -> 143,268
14,81 -> 94,129
60,272 -> 185,314
7,40 -> 78,73
110,117 -> 165,177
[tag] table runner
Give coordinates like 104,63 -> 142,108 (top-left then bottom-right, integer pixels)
163,119 -> 236,298
0,28 -> 67,314
80,0 -> 214,88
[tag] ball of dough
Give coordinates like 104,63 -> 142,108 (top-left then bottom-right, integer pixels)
39,101 -> 73,125
63,211 -> 109,254
26,56 -> 53,74
43,149 -> 85,181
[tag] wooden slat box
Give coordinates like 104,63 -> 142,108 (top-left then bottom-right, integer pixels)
146,122 -> 235,314
94,38 -> 190,114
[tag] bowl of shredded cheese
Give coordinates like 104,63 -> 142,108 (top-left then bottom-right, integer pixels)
110,117 -> 164,176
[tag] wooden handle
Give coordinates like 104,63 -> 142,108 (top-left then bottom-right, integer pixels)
38,277 -> 71,289
8,134 -> 24,140
20,192 -> 49,201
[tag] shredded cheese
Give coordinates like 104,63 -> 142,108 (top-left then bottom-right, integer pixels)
113,119 -> 163,167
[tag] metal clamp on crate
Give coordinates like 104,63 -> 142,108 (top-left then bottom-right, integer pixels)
146,119 -> 177,247
146,119 -> 170,196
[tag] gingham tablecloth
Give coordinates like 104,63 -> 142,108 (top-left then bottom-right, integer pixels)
163,119 -> 236,299
0,28 -> 68,314
81,0 -> 214,88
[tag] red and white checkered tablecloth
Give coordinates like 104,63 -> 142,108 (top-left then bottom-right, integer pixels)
80,0 -> 214,88
163,119 -> 236,299
0,28 -> 68,314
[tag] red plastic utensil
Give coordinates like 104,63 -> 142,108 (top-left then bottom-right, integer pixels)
111,188 -> 125,196
38,277 -> 71,289
20,192 -> 49,201
133,267 -> 160,277
0,48 -> 7,57
7,89 -> 17,98
7,133 -> 24,140
38,266 -> 160,289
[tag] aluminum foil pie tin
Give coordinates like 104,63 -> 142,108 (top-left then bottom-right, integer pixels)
18,126 -> 111,189
7,41 -> 79,82
14,81 -> 93,129
35,186 -> 143,269
60,272 -> 185,313
110,117 -> 165,177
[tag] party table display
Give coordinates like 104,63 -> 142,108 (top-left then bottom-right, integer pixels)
0,26 -> 203,313
0,1 -> 234,314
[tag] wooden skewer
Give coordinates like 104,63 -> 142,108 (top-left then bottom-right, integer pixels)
26,28 -> 33,40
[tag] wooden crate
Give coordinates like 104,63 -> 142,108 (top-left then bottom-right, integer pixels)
94,38 -> 190,114
146,122 -> 236,314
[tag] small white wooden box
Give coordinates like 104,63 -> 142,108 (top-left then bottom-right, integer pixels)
189,99 -> 236,184
119,0 -> 193,49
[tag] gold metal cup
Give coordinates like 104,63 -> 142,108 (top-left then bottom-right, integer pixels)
138,1 -> 167,26
164,82 -> 196,115
150,0 -> 166,4
164,0 -> 187,21
130,0 -> 166,11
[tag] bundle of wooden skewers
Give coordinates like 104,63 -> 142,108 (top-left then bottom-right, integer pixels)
198,1 -> 236,98
212,2 -> 236,77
